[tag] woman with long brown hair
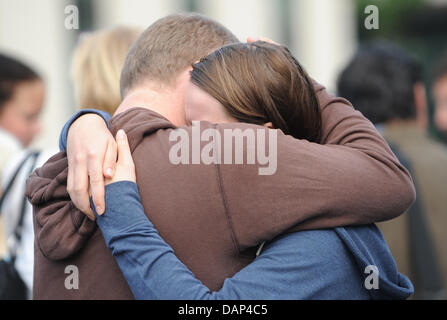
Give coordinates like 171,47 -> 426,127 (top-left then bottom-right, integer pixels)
185,41 -> 321,143
92,41 -> 412,300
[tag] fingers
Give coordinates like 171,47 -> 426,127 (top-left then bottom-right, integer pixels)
103,139 -> 118,179
67,152 -> 96,220
66,114 -> 112,219
259,37 -> 278,45
247,36 -> 259,43
116,130 -> 133,165
87,148 -> 106,215
112,130 -> 137,184
247,36 -> 279,45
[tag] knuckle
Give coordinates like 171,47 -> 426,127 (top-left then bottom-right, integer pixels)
87,149 -> 98,159
90,175 -> 103,184
75,153 -> 86,163
72,185 -> 85,194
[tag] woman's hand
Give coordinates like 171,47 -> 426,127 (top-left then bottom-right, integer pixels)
96,130 -> 136,216
104,129 -> 136,187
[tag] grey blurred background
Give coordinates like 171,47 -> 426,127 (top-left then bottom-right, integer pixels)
1,0 -> 446,148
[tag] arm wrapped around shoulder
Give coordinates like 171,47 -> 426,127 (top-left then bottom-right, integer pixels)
25,152 -> 97,261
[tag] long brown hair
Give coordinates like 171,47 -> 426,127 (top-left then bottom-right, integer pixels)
190,41 -> 322,143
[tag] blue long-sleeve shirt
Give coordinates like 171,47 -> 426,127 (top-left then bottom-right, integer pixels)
94,181 -> 413,300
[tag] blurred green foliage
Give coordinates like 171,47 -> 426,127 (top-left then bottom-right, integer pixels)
356,0 -> 424,39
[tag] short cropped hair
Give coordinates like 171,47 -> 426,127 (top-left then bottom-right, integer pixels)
337,41 -> 423,124
120,13 -> 239,97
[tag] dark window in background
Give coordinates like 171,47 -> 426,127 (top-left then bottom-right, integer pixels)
280,0 -> 292,47
355,0 -> 447,142
77,0 -> 95,31
185,0 -> 200,12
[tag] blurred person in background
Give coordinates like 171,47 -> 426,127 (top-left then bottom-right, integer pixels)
432,52 -> 447,142
0,53 -> 45,299
0,26 -> 141,299
71,26 -> 142,114
338,41 -> 447,299
0,54 -> 44,185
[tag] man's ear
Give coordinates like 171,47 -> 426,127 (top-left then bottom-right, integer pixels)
263,122 -> 274,129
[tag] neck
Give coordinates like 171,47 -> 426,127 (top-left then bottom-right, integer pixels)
115,84 -> 185,126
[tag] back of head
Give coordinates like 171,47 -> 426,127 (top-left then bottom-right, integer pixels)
120,13 -> 239,97
0,53 -> 40,113
337,41 -> 423,124
191,41 -> 322,142
71,26 -> 142,114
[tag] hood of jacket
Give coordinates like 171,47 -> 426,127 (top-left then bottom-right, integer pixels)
335,226 -> 414,300
25,108 -> 175,260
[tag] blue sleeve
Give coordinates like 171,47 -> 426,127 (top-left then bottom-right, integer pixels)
59,109 -> 111,151
95,182 -> 369,300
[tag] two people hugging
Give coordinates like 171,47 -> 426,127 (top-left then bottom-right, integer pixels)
26,13 -> 415,300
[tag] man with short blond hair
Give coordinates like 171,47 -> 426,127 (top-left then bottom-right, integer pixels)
121,13 -> 239,95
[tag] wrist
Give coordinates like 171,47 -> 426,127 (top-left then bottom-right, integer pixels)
94,181 -> 146,225
60,109 -> 112,151
67,113 -> 108,145
69,113 -> 107,132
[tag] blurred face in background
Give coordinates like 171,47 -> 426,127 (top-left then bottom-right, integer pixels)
433,75 -> 447,133
0,79 -> 45,147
